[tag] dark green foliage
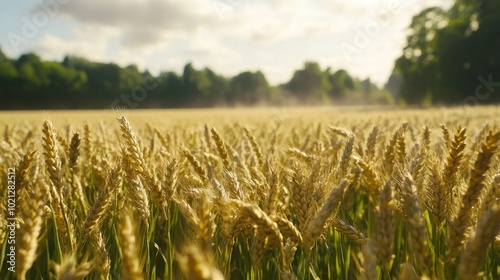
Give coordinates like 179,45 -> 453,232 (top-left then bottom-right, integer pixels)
286,61 -> 331,103
0,48 -> 383,109
228,71 -> 269,105
393,0 -> 500,105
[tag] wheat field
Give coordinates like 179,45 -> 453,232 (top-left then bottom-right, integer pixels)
0,106 -> 499,280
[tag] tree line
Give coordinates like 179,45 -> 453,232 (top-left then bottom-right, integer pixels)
391,0 -> 500,105
0,50 -> 390,110
1,0 -> 498,109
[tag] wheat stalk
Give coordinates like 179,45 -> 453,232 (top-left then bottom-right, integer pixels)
448,131 -> 500,260
302,177 -> 352,251
458,205 -> 500,280
17,177 -> 47,280
52,255 -> 92,280
118,213 -> 144,280
176,245 -> 224,280
399,174 -> 432,277
375,181 -> 395,268
360,242 -> 377,280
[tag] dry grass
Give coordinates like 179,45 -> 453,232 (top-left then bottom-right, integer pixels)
0,106 -> 499,279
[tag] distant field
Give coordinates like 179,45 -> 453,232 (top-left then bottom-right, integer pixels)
1,105 -> 499,279
1,105 -> 498,126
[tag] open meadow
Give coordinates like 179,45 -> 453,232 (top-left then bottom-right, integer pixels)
1,106 -> 500,279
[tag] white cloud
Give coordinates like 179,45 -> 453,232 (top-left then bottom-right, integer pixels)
36,25 -> 119,62
19,0 -> 455,86
183,28 -> 238,58
34,0 -> 219,49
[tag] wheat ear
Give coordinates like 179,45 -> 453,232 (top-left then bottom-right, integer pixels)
14,149 -> 36,202
17,178 -> 48,280
400,174 -> 431,277
302,177 -> 351,250
80,169 -> 119,240
364,125 -> 379,161
331,218 -> 368,246
244,127 -> 264,168
68,132 -> 81,171
355,156 -> 382,201
119,213 -> 144,280
52,255 -> 92,280
176,244 -> 224,280
42,120 -> 75,251
458,205 -> 500,280
447,131 -> 500,260
211,127 -> 231,171
375,181 -> 395,268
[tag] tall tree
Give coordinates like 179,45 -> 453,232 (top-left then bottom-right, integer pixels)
394,7 -> 446,104
286,61 -> 330,103
182,63 -> 211,107
393,0 -> 500,105
204,68 -> 228,106
434,0 -> 500,104
327,69 -> 357,99
228,71 -> 269,105
384,73 -> 402,102
0,49 -> 16,79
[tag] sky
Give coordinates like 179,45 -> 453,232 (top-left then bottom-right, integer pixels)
0,0 -> 453,87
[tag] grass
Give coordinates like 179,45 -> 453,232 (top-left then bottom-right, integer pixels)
0,105 -> 499,279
